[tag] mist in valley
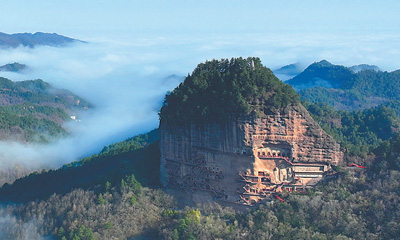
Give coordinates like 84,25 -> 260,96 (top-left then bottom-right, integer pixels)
0,34 -> 399,237
0,32 -> 398,183
0,1 -> 399,238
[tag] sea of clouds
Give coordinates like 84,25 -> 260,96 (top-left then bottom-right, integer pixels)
0,32 -> 399,173
0,31 -> 399,238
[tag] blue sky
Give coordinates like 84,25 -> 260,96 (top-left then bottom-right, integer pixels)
3,0 -> 400,72
2,0 -> 399,39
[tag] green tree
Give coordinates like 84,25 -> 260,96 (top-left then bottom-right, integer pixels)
173,229 -> 179,240
104,222 -> 113,229
57,226 -> 66,239
159,57 -> 299,125
120,179 -> 126,189
97,193 -> 105,205
130,196 -> 137,205
104,181 -> 111,193
126,174 -> 142,194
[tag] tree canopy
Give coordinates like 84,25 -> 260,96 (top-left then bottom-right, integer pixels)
304,101 -> 400,157
160,57 -> 299,124
294,63 -> 400,111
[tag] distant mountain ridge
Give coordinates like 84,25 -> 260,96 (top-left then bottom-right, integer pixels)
273,63 -> 304,75
275,61 -> 381,83
350,64 -> 380,73
0,76 -> 91,185
284,60 -> 400,111
0,32 -> 85,48
0,76 -> 91,143
0,62 -> 27,72
286,60 -> 356,90
273,63 -> 304,81
0,77 -> 90,109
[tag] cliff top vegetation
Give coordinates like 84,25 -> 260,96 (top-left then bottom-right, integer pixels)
159,57 -> 299,124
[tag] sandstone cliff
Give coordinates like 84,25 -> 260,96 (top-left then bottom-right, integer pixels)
160,103 -> 342,205
159,57 -> 342,205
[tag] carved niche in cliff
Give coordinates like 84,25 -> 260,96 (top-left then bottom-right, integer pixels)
160,104 -> 342,206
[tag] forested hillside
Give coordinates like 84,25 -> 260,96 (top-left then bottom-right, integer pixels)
2,132 -> 400,239
287,60 -> 400,112
304,102 -> 400,158
0,77 -> 90,143
1,99 -> 400,239
1,58 -> 400,239
0,103 -> 68,142
287,60 -> 356,90
0,62 -> 27,72
160,57 -> 298,124
0,77 -> 90,109
0,76 -> 92,186
0,129 -> 160,203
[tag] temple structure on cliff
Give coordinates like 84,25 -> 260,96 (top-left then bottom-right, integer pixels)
159,57 -> 343,206
160,104 -> 342,206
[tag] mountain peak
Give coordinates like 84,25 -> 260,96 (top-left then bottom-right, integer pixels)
313,60 -> 333,67
350,64 -> 381,73
159,57 -> 299,124
286,60 -> 355,90
0,32 -> 85,48
0,62 -> 28,72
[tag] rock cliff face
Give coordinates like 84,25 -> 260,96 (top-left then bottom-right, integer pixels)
160,103 -> 342,206
159,57 -> 342,206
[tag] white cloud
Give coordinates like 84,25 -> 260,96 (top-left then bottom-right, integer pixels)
0,32 -> 399,179
0,208 -> 47,240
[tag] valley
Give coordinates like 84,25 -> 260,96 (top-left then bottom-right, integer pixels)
0,1 -> 399,236
0,76 -> 91,185
0,56 -> 399,239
